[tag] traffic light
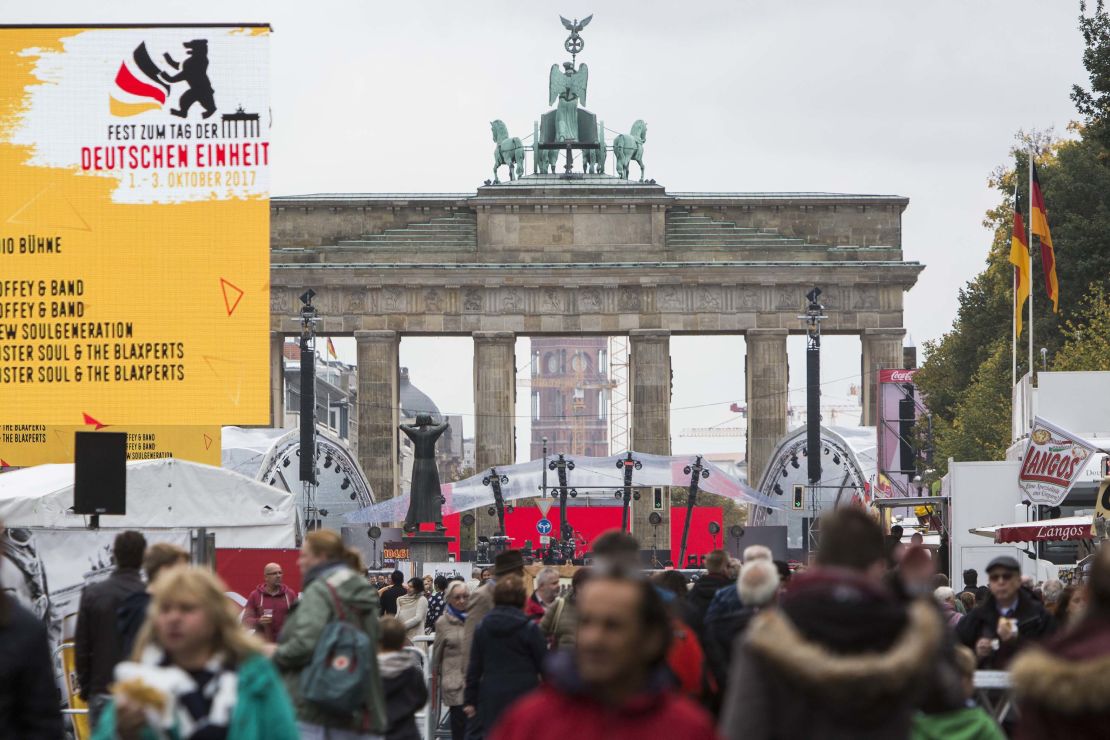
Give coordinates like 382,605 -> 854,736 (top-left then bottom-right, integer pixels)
792,484 -> 805,510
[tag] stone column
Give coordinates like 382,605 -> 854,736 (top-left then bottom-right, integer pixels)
745,329 -> 788,488
270,332 -> 285,428
629,330 -> 671,551
860,328 -> 907,426
470,332 -> 516,550
356,330 -> 400,504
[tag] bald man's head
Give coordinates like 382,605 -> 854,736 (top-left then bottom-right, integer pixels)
263,562 -> 284,591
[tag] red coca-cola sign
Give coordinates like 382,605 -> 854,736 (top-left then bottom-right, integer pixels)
879,369 -> 917,384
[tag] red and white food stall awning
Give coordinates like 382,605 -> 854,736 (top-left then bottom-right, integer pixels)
970,516 -> 1094,544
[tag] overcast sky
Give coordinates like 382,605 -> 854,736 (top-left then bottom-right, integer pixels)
9,0 -> 1089,460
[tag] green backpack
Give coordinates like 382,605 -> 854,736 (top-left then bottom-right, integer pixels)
299,580 -> 372,715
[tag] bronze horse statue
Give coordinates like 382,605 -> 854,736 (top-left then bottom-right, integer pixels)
582,121 -> 606,174
491,120 -> 525,183
614,120 -> 647,181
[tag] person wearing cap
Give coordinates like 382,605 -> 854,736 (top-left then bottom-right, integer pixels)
462,550 -> 525,738
956,556 -> 1054,669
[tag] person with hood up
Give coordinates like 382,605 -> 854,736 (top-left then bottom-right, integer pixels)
242,561 -> 298,643
1011,544 -> 1110,738
720,507 -> 945,740
268,530 -> 387,739
377,616 -> 429,740
490,569 -> 719,740
463,575 -> 546,735
396,577 -> 428,642
433,581 -> 471,740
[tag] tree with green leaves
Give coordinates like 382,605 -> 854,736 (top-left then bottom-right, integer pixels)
916,2 -> 1110,478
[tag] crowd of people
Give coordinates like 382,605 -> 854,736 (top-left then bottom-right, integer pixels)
4,513 -> 1110,739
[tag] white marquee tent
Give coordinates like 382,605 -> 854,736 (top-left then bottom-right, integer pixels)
0,458 -> 298,548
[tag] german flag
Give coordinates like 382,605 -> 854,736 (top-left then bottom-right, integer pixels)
326,337 -> 337,360
1030,162 -> 1059,312
1009,189 -> 1031,336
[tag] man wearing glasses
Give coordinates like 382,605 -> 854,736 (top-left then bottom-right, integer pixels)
244,562 -> 299,643
957,556 -> 1055,669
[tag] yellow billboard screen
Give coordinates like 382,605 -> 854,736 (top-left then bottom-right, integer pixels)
0,422 -> 220,467
0,25 -> 270,424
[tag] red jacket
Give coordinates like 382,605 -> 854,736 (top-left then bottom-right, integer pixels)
525,592 -> 547,622
489,654 -> 719,740
242,583 -> 297,642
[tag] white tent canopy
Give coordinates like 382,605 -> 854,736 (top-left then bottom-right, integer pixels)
0,458 -> 297,548
345,451 -> 783,525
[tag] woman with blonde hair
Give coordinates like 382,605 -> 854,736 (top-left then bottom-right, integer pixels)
91,566 -> 298,740
271,529 -> 388,739
432,580 -> 470,740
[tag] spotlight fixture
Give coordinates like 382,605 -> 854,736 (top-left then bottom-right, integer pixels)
781,468 -> 788,478
341,477 -> 351,490
773,483 -> 783,495
324,454 -> 333,469
649,512 -> 663,526
633,491 -> 641,501
487,506 -> 496,516
349,493 -> 357,501
790,455 -> 799,469
708,521 -> 721,535
832,454 -> 841,465
569,489 -> 578,498
823,447 -> 830,456
282,457 -> 290,468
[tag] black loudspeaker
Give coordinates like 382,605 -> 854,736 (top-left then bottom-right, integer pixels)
74,431 -> 127,515
898,391 -> 916,474
299,336 -> 316,483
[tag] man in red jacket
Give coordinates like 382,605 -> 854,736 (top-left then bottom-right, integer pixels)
242,562 -> 297,642
525,566 -> 560,622
491,571 -> 719,740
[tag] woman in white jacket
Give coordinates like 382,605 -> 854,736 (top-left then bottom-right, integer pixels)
396,576 -> 429,641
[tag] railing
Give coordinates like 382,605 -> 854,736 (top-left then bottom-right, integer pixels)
973,670 -> 1014,722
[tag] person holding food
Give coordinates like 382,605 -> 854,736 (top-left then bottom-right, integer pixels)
91,566 -> 298,740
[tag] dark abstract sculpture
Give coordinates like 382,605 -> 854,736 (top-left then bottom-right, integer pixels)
401,414 -> 449,532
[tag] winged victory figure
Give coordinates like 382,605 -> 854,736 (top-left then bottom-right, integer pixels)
549,62 -> 588,142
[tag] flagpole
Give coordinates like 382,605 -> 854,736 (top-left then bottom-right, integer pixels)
1012,181 -> 1018,388
1012,261 -> 1018,387
1028,149 -> 1035,381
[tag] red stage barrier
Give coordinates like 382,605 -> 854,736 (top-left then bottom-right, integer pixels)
437,505 -> 724,564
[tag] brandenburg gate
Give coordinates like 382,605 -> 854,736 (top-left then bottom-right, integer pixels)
269,179 -> 921,549
267,16 -> 922,551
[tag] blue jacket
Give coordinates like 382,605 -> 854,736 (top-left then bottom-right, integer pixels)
91,653 -> 299,740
